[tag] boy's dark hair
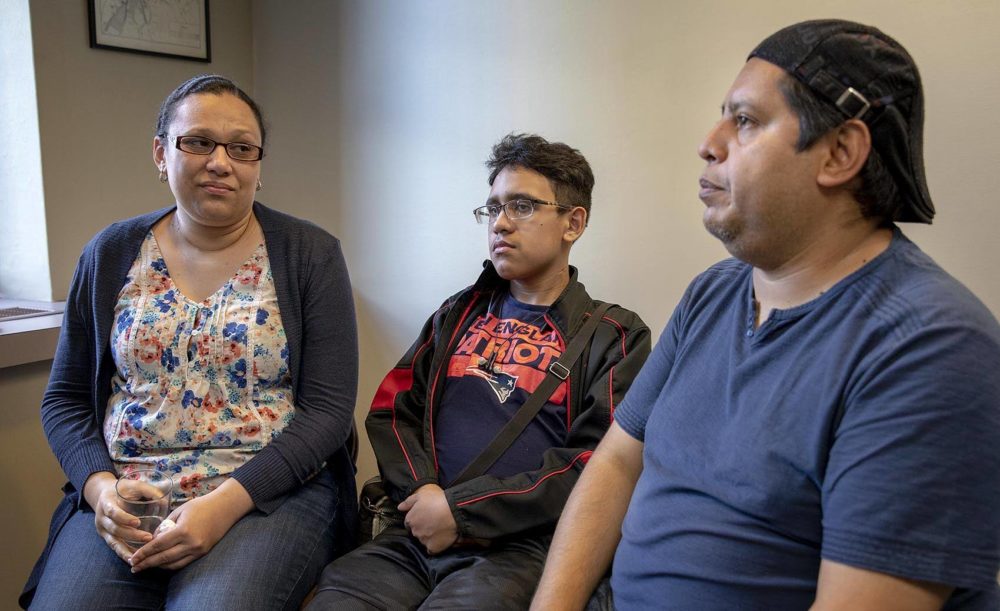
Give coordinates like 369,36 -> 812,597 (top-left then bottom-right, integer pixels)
486,133 -> 595,218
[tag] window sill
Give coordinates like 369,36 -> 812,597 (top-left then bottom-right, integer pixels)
0,300 -> 64,369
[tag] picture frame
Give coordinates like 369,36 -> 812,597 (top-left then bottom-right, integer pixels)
88,0 -> 211,63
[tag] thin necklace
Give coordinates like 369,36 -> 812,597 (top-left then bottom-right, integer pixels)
172,212 -> 255,252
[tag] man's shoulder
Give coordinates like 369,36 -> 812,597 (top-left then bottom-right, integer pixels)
679,258 -> 752,310
696,258 -> 751,285
862,234 -> 1000,337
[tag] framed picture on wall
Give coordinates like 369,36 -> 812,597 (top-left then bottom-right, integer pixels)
88,0 -> 211,63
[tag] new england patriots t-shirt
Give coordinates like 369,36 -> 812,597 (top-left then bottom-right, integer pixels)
434,293 -> 567,486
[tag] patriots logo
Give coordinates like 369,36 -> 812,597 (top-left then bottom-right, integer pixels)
466,366 -> 519,403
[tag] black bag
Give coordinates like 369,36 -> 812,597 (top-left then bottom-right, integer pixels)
357,476 -> 400,545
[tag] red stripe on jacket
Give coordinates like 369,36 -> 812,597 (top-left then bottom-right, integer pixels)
602,315 -> 628,358
455,450 -> 593,507
371,367 -> 413,411
370,367 -> 420,480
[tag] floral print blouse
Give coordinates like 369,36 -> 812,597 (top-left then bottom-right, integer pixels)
104,232 -> 295,505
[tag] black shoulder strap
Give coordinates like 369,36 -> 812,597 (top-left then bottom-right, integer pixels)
450,302 -> 613,486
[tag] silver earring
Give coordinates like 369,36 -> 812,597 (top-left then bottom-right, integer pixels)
158,168 -> 167,183
256,178 -> 263,192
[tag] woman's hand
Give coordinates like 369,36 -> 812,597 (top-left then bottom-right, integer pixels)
83,471 -> 153,563
128,477 -> 255,572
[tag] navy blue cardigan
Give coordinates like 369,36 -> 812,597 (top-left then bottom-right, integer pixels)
22,202 -> 359,606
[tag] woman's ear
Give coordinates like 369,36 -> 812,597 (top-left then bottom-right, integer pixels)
153,136 -> 166,170
817,119 -> 871,188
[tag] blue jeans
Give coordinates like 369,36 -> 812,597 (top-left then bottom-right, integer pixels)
30,470 -> 338,611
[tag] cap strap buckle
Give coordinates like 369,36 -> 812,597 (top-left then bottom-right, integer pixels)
836,87 -> 871,120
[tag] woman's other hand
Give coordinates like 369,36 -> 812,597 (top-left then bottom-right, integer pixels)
128,477 -> 254,572
83,471 -> 152,563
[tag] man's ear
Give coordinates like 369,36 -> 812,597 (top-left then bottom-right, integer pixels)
817,119 -> 871,188
564,207 -> 588,244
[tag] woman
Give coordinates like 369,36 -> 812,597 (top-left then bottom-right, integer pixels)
22,75 -> 358,610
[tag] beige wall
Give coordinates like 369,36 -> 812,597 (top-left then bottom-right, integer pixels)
0,362 -> 61,606
0,1 -> 254,603
251,0 -> 1000,485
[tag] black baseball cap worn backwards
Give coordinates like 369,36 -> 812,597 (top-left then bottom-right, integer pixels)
750,19 -> 934,224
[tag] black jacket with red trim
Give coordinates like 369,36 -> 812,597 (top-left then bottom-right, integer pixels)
366,262 -> 650,542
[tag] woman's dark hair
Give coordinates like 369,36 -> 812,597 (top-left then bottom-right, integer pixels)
486,133 -> 595,219
779,75 -> 900,224
155,74 -> 267,146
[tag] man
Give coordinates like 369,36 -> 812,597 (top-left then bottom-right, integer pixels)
308,133 -> 650,609
533,20 -> 1000,610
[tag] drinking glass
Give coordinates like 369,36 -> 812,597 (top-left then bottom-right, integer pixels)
115,467 -> 172,548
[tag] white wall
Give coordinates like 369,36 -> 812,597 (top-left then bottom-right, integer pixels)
0,0 -> 50,300
252,0 -> 1000,484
